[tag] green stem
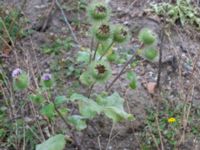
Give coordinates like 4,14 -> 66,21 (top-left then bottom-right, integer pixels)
106,45 -> 143,92
92,42 -> 99,60
99,41 -> 114,60
87,83 -> 95,98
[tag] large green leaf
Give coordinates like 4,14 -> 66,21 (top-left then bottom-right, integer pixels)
97,92 -> 134,122
36,134 -> 66,150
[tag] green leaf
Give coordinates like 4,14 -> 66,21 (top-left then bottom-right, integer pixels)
79,100 -> 101,118
70,93 -> 89,102
36,134 -> 66,150
55,96 -> 68,106
68,115 -> 87,130
70,93 -> 102,118
129,80 -> 137,90
58,108 -> 69,116
40,103 -> 55,119
127,71 -> 136,81
96,92 -> 134,122
127,71 -> 137,89
29,94 -> 45,105
104,107 -> 134,122
77,51 -> 90,63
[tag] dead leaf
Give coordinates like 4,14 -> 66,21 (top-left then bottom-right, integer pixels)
2,44 -> 11,56
147,82 -> 157,94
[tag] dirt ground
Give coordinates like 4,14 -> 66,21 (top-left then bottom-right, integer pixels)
1,0 -> 200,150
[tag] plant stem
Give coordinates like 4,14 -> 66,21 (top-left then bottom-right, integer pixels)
89,37 -> 94,63
156,26 -> 165,89
92,42 -> 99,60
99,41 -> 114,60
88,83 -> 95,98
52,101 -> 82,150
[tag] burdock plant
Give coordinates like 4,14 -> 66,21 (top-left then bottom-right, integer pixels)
138,28 -> 158,61
93,23 -> 112,42
88,1 -> 110,22
89,61 -> 111,83
138,28 -> 156,45
12,1 -> 161,149
143,47 -> 158,61
113,25 -> 130,44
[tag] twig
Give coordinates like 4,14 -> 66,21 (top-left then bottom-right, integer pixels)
156,25 -> 165,89
97,135 -> 102,150
106,123 -> 115,150
42,0 -> 56,32
106,48 -> 138,91
55,0 -> 79,45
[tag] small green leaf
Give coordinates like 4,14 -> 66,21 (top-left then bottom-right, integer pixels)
55,96 -> 68,106
36,134 -> 66,150
127,71 -> 136,81
40,103 -> 55,119
107,51 -> 117,62
58,108 -> 69,116
29,94 -> 44,105
77,51 -> 90,63
129,80 -> 137,90
68,115 -> 87,130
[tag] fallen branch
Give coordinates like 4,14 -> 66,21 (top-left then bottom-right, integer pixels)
55,0 -> 80,45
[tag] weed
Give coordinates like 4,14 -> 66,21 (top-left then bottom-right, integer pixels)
151,0 -> 200,29
141,102 -> 200,149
